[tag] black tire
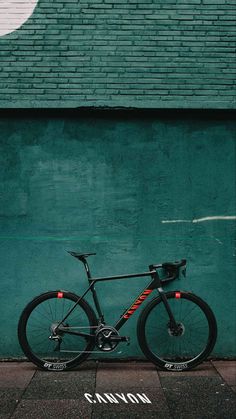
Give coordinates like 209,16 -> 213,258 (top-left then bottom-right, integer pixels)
18,291 -> 98,371
137,291 -> 217,371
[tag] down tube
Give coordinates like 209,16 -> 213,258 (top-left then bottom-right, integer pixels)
114,282 -> 156,330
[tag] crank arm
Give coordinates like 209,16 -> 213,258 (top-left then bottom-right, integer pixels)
110,336 -> 130,343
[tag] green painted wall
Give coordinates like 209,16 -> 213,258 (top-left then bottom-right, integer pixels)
0,1 -> 235,108
0,110 -> 235,358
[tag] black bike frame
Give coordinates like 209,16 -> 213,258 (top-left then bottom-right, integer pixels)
57,261 -> 178,336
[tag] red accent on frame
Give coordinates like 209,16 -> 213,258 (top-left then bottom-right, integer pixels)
123,289 -> 153,319
175,292 -> 181,299
57,292 -> 64,298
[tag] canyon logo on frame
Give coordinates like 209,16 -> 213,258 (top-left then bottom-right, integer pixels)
0,0 -> 39,36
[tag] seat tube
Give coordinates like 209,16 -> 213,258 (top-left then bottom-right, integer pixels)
91,283 -> 104,322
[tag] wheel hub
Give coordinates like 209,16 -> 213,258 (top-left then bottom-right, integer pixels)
168,322 -> 185,337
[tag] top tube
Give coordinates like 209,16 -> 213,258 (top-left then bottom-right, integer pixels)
89,271 -> 156,282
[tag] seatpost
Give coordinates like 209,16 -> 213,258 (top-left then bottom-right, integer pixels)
80,257 -> 92,280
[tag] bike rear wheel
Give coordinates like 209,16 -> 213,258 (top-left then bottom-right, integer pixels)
18,291 -> 98,371
137,291 -> 217,371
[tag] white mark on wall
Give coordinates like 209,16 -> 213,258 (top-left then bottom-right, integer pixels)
192,216 -> 236,223
214,238 -> 223,245
161,220 -> 192,224
0,0 -> 39,37
162,216 -> 236,224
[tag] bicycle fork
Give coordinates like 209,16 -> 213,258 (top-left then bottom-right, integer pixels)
149,265 -> 178,330
158,287 -> 179,329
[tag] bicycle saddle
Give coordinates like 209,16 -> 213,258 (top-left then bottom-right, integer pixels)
162,259 -> 186,269
67,251 -> 96,260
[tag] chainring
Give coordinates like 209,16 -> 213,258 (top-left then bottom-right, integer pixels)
95,326 -> 120,352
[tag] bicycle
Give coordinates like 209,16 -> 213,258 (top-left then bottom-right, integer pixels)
18,252 -> 217,372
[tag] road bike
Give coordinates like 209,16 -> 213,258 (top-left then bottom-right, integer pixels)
18,252 -> 217,371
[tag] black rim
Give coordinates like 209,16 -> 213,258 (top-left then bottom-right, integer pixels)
139,292 -> 216,369
19,292 -> 97,369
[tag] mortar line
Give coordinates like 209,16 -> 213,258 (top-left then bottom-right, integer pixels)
9,364 -> 37,418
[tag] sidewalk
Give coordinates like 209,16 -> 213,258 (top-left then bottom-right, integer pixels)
0,360 -> 235,418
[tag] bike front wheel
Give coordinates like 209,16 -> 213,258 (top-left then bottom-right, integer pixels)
18,291 -> 98,371
137,291 -> 217,371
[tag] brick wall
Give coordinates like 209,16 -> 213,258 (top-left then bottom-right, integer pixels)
0,0 -> 235,108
